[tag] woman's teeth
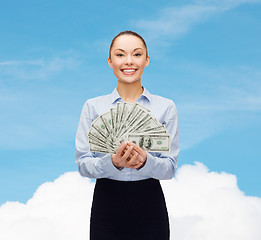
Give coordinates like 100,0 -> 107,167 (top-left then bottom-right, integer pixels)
122,69 -> 136,73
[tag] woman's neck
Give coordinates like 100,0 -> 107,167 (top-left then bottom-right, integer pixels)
117,81 -> 143,103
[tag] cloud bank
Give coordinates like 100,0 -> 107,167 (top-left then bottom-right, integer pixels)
135,0 -> 261,40
0,57 -> 79,80
1,163 -> 260,240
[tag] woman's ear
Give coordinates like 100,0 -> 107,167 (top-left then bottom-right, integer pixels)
108,57 -> 113,69
145,55 -> 150,67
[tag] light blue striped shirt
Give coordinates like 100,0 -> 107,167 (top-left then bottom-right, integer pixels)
75,87 -> 179,181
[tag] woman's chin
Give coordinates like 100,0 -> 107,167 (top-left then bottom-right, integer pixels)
117,78 -> 141,85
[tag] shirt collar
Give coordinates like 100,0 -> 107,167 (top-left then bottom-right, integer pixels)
110,86 -> 151,104
140,87 -> 151,102
111,88 -> 122,104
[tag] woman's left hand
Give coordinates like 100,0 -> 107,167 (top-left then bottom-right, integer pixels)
127,141 -> 147,169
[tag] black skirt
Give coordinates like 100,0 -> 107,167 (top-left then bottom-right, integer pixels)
90,178 -> 169,240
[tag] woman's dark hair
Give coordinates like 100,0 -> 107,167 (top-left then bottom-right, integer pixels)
109,30 -> 148,59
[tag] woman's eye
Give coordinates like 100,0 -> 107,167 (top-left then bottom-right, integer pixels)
116,53 -> 124,57
134,53 -> 141,56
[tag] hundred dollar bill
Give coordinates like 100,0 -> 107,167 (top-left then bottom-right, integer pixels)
127,112 -> 150,133
88,132 -> 115,151
118,103 -> 149,132
89,142 -> 115,154
116,103 -> 137,137
91,115 -> 110,139
139,130 -> 167,135
131,116 -> 162,133
127,134 -> 170,152
115,102 -> 123,135
88,125 -> 106,141
135,102 -> 151,113
110,107 -> 117,136
100,111 -> 113,132
116,102 -> 135,136
88,124 -> 115,149
118,109 -> 148,137
136,125 -> 167,134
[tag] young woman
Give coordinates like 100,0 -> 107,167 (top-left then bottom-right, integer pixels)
75,31 -> 179,240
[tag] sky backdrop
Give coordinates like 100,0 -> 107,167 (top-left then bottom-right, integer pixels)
0,0 -> 261,239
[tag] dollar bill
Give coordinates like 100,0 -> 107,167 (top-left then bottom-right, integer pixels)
116,102 -> 135,136
88,102 -> 170,153
91,116 -> 109,139
110,107 -> 117,136
127,134 -> 170,152
89,132 -> 115,151
136,125 -> 167,134
88,124 -> 115,149
131,115 -> 162,133
100,111 -> 113,132
119,109 -> 148,137
89,142 -> 115,154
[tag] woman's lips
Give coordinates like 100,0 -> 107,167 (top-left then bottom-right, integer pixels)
121,68 -> 137,75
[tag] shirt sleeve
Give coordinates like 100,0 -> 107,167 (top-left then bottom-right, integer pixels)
137,101 -> 179,180
75,101 -> 121,179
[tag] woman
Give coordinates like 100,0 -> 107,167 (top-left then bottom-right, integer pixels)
75,30 -> 179,240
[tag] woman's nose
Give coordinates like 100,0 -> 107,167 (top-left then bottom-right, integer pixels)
125,55 -> 133,65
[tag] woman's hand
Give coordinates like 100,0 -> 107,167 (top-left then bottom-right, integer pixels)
127,141 -> 147,168
111,141 -> 147,169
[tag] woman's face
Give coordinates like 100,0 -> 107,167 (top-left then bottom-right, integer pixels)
108,35 -> 150,85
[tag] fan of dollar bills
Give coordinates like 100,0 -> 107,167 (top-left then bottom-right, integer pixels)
88,102 -> 170,154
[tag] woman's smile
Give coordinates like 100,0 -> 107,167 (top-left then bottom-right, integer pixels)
108,35 -> 150,84
121,68 -> 137,75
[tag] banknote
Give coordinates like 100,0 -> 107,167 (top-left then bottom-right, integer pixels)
136,125 -> 167,134
110,107 -> 116,136
127,134 -> 170,152
88,102 -> 170,153
89,142 -> 115,154
116,102 -> 135,136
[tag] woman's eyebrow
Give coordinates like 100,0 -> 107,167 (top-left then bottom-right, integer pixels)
133,48 -> 143,51
114,48 -> 125,52
114,48 -> 144,52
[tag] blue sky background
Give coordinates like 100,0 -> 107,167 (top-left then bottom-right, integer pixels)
0,0 -> 261,205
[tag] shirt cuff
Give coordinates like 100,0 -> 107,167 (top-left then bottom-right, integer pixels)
136,152 -> 155,174
100,154 -> 123,176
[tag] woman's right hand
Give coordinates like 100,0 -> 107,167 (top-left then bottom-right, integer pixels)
111,142 -> 144,169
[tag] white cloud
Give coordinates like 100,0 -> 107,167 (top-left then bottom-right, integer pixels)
0,56 -> 79,80
194,0 -> 261,9
135,5 -> 218,39
173,65 -> 261,149
0,172 -> 93,240
163,162 -> 261,239
1,163 -> 261,240
0,60 -> 43,66
134,0 -> 261,40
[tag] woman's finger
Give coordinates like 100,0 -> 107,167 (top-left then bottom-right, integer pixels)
128,141 -> 142,153
121,144 -> 134,161
128,141 -> 147,160
126,151 -> 139,166
115,142 -> 128,157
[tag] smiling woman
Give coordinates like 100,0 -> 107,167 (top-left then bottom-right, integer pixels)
75,30 -> 179,240
108,32 -> 150,102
